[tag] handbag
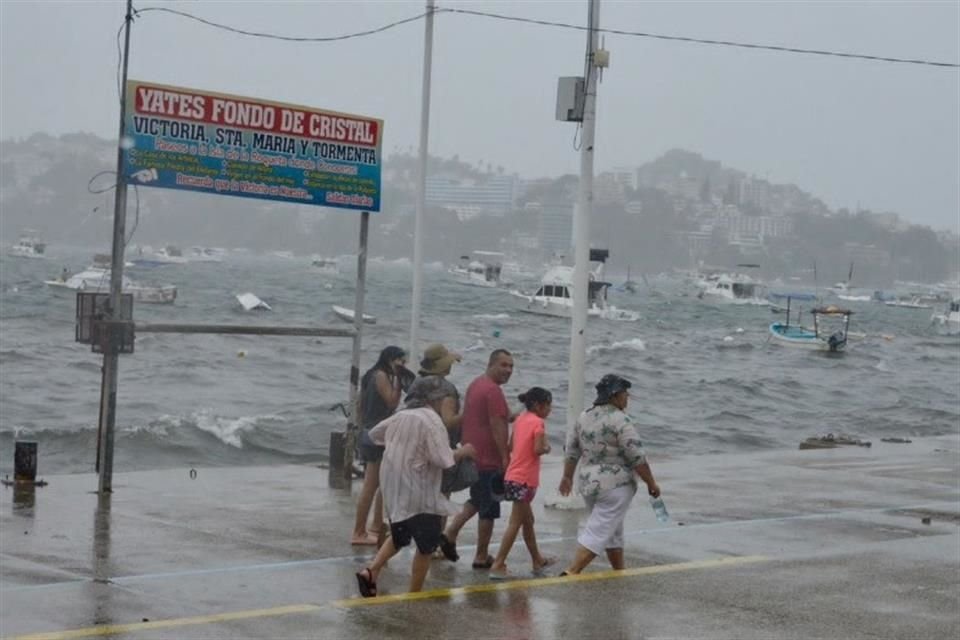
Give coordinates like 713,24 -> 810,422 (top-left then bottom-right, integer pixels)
441,457 -> 479,494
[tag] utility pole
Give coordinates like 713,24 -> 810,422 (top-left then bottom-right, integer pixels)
409,0 -> 435,361
567,0 -> 602,433
97,0 -> 134,495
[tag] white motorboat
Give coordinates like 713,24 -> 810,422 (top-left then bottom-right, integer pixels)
8,232 -> 46,259
310,256 -> 340,275
448,251 -> 505,288
510,249 -> 640,322
697,271 -> 768,304
931,299 -> 960,335
236,292 -> 271,311
45,258 -> 177,304
132,245 -> 188,265
332,304 -> 376,324
885,297 -> 933,310
189,247 -> 225,263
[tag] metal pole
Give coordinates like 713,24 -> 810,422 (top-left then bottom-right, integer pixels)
409,0 -> 435,361
344,211 -> 370,484
97,0 -> 134,495
566,0 -> 601,434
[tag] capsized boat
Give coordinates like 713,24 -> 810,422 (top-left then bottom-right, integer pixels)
509,249 -> 640,322
236,292 -> 271,311
768,294 -> 852,352
332,304 -> 376,324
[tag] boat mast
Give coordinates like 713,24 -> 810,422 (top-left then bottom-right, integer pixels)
409,0 -> 435,361
567,0 -> 601,433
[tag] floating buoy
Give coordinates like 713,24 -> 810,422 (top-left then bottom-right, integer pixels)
492,328 -> 501,338
237,350 -> 246,358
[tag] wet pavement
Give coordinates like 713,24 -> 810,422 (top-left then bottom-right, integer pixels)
2,435 -> 958,639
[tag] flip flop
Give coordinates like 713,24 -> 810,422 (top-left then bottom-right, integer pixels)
472,556 -> 494,570
438,534 -> 459,562
532,555 -> 558,575
355,568 -> 377,598
489,569 -> 513,581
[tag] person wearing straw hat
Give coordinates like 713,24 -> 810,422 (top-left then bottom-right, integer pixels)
417,343 -> 463,438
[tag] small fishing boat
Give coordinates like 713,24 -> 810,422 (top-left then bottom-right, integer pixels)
332,304 -> 376,324
768,293 -> 852,352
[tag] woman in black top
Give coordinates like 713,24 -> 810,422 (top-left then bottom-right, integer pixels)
351,346 -> 408,545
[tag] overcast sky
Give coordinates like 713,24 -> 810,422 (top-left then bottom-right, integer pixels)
1,1 -> 958,231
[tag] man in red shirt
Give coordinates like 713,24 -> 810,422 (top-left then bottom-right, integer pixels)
439,349 -> 514,569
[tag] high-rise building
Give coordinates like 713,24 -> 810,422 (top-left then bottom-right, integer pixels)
540,202 -> 574,258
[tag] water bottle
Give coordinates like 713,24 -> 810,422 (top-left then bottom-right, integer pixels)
650,496 -> 669,523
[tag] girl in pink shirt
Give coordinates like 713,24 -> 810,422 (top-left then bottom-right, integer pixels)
489,387 -> 555,579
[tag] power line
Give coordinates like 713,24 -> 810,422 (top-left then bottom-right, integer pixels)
443,7 -> 960,69
132,5 -> 434,42
131,4 -> 959,69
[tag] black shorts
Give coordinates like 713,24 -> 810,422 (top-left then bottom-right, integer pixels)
358,430 -> 384,464
390,514 -> 443,555
468,470 -> 502,521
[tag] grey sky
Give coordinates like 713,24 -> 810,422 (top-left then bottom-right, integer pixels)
1,1 -> 958,231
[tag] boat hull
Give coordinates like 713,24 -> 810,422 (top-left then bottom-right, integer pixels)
768,323 -> 845,351
332,305 -> 376,324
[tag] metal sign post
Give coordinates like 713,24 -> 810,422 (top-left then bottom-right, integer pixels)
97,0 -> 134,495
343,211 -> 370,485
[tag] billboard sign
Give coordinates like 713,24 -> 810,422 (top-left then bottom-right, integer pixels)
123,80 -> 382,211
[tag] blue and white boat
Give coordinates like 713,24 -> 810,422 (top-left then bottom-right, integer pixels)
768,293 -> 852,352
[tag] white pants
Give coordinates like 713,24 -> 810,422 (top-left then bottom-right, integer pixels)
578,484 -> 637,556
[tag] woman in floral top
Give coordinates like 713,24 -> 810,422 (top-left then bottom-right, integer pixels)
558,374 -> 661,575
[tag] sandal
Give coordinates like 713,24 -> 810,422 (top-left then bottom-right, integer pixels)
438,534 -> 459,562
532,555 -> 558,575
355,568 -> 377,598
471,555 -> 494,570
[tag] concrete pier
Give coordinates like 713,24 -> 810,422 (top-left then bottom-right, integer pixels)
2,435 -> 958,639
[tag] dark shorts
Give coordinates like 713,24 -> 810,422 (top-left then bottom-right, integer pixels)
468,470 -> 502,520
504,480 -> 537,503
358,430 -> 384,464
390,514 -> 443,555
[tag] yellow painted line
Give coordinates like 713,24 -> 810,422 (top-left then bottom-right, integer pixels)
332,554 -> 770,608
9,555 -> 768,639
9,604 -> 321,640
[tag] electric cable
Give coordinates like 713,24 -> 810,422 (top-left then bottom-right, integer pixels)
128,3 -> 960,69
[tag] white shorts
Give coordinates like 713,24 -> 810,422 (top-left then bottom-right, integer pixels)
578,484 -> 637,556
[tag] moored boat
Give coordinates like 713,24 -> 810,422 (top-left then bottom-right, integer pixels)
509,249 -> 639,322
768,294 -> 852,352
45,256 -> 177,304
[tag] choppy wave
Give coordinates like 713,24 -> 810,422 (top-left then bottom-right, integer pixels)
2,248 -> 958,474
587,338 -> 646,355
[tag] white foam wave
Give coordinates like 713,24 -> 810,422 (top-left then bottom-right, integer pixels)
587,338 -> 646,355
473,313 -> 511,320
193,411 -> 260,448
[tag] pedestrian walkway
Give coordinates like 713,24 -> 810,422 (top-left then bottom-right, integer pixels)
2,435 -> 958,639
